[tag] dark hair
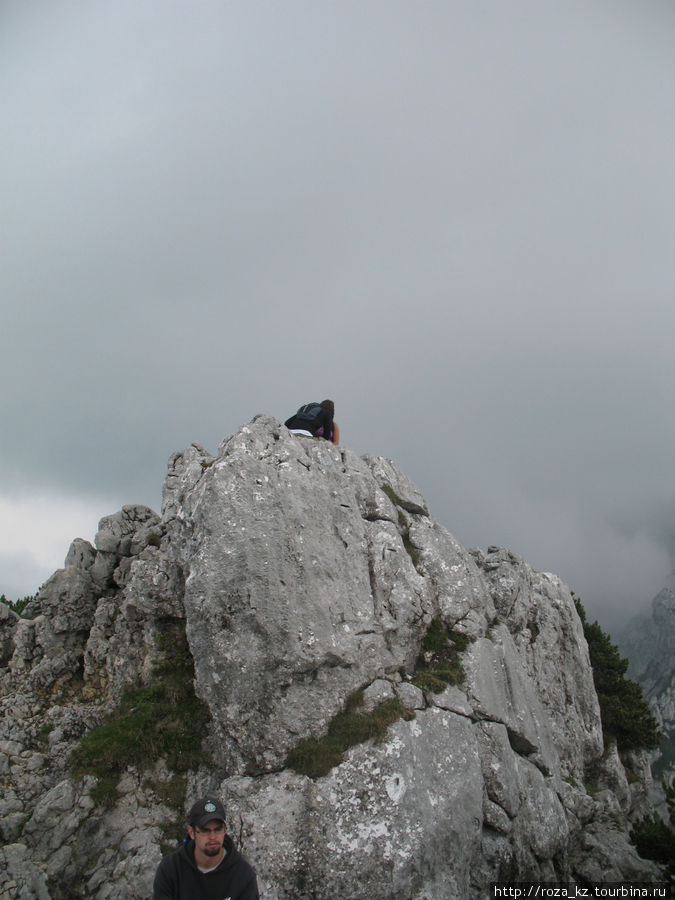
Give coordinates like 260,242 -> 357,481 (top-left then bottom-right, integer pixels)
320,399 -> 335,415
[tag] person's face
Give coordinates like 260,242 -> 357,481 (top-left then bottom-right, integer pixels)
189,819 -> 226,859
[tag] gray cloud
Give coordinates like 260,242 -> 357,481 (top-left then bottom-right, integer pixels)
0,551 -> 53,605
2,0 -> 673,631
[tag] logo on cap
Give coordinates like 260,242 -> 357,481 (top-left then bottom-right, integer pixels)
204,801 -> 217,813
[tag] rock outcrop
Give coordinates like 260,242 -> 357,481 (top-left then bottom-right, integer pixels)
0,416 -> 664,898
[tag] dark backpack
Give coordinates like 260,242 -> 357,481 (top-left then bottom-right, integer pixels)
285,402 -> 322,429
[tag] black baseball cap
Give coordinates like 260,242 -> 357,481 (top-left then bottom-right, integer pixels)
188,796 -> 226,829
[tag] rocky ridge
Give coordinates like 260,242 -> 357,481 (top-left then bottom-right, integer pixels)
0,415 -> 664,898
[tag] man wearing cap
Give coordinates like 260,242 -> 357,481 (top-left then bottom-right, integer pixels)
153,795 -> 259,899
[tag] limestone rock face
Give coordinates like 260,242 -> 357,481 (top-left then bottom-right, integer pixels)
0,603 -> 19,668
173,419 -> 441,774
472,547 -> 604,778
0,416 -> 665,898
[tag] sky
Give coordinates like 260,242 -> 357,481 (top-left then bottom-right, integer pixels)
1,0 -> 673,634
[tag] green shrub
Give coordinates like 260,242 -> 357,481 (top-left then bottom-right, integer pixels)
285,690 -> 415,779
630,779 -> 675,878
412,618 -> 469,692
574,597 -> 660,752
70,625 -> 211,805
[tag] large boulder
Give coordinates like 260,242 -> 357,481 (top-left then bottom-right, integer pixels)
0,416 -> 665,897
167,417 -> 498,775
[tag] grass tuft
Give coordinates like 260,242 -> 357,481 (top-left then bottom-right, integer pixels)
412,618 -> 469,692
69,624 -> 211,805
380,484 -> 402,506
285,691 -> 415,778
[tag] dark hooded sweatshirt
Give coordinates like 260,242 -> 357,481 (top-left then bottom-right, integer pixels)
153,835 -> 259,900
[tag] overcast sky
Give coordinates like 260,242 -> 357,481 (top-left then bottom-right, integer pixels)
2,0 -> 673,633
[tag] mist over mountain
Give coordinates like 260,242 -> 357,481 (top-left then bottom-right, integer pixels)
3,1 -> 674,648
618,574 -> 675,813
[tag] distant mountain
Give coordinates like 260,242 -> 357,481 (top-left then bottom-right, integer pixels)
618,575 -> 675,803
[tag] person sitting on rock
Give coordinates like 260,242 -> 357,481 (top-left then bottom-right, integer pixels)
153,795 -> 259,899
284,399 -> 339,444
